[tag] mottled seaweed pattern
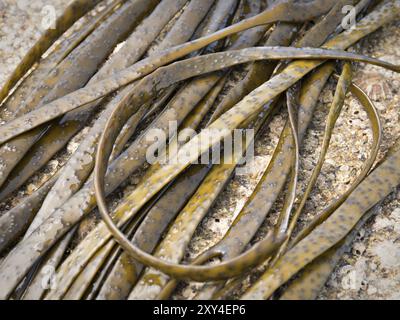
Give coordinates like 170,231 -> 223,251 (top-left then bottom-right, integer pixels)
0,0 -> 399,300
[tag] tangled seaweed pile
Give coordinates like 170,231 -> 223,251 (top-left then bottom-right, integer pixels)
0,0 -> 399,300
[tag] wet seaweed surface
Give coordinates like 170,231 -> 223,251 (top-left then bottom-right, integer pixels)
0,0 -> 399,300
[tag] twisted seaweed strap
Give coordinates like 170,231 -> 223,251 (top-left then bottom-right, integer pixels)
0,0 -> 104,105
0,1 -> 398,299
159,64 -> 382,299
288,79 -> 383,247
242,144 -> 400,299
0,0 -> 341,144
0,47 -> 396,146
270,62 -> 355,263
91,6 -> 400,281
209,68 -> 383,299
93,57 -> 398,282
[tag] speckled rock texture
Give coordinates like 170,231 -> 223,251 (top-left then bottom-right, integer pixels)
0,0 -> 399,300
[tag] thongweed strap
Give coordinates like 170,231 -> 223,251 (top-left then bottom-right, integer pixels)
0,0 -> 104,105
